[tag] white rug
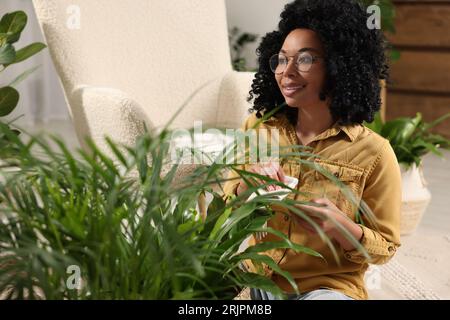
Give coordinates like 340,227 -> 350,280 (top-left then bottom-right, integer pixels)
367,231 -> 450,300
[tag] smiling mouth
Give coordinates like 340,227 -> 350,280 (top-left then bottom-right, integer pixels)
282,84 -> 307,96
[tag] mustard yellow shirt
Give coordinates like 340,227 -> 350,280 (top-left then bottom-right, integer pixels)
222,112 -> 402,300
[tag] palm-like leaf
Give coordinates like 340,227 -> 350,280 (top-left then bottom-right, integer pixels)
0,119 -> 371,300
365,112 -> 450,168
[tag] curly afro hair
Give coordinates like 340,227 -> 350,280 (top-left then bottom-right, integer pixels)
248,0 -> 390,125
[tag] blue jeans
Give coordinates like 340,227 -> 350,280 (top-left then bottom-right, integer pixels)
250,288 -> 354,300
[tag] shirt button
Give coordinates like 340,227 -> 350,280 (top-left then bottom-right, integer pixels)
388,246 -> 395,253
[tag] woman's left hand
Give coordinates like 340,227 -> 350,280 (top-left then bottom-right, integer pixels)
290,197 -> 364,251
291,197 -> 346,237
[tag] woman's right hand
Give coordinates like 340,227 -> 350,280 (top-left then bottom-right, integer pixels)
236,160 -> 286,196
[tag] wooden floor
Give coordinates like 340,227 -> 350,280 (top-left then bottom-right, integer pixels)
23,120 -> 450,299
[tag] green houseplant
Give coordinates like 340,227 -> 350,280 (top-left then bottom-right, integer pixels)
0,10 -> 46,134
229,27 -> 258,72
366,112 -> 450,169
0,123 -> 304,299
0,109 -> 372,299
365,112 -> 450,234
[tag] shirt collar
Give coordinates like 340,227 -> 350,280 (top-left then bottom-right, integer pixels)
318,121 -> 359,142
269,113 -> 360,144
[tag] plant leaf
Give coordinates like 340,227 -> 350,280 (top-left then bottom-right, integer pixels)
0,11 -> 27,44
381,117 -> 420,145
7,43 -> 46,66
233,252 -> 298,293
423,112 -> 450,131
390,49 -> 401,61
241,240 -> 322,258
8,65 -> 41,87
0,43 -> 15,64
364,111 -> 383,133
0,86 -> 19,116
208,207 -> 232,242
238,272 -> 286,298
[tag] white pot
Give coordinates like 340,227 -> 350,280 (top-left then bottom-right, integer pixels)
400,163 -> 431,235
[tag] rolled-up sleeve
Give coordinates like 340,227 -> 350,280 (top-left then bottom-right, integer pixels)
344,140 -> 402,265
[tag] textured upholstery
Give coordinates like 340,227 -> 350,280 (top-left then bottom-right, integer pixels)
32,0 -> 254,149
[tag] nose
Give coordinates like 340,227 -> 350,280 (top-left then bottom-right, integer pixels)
284,57 -> 299,77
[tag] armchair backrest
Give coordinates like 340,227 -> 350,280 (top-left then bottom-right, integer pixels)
32,0 -> 233,129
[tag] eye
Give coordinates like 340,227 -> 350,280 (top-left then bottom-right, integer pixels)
297,54 -> 313,64
278,55 -> 288,65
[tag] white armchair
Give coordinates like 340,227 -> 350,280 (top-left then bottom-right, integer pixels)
32,0 -> 254,153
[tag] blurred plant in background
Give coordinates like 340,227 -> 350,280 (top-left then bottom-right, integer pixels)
365,112 -> 450,168
229,27 -> 258,72
0,10 -> 46,136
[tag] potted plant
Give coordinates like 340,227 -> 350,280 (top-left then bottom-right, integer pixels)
365,112 -> 450,235
0,117 -> 374,299
0,104 -> 377,300
228,26 -> 258,72
0,9 -> 46,181
0,10 -> 46,143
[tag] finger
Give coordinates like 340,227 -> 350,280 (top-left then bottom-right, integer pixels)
295,204 -> 327,219
246,166 -> 260,187
250,166 -> 268,188
295,218 -> 319,234
311,198 -> 330,205
298,200 -> 328,210
269,162 -> 285,190
311,197 -> 341,213
291,209 -> 321,223
261,165 -> 280,191
276,164 -> 286,184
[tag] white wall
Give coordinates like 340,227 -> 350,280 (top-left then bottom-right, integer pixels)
225,0 -> 291,69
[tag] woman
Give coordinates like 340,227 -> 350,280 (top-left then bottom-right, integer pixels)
223,0 -> 401,300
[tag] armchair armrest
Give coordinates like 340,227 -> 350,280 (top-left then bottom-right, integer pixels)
70,86 -> 152,155
216,71 -> 256,128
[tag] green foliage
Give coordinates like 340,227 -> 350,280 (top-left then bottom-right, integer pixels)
0,118 -> 372,299
229,27 -> 258,72
0,11 -> 28,44
365,112 -> 450,168
0,11 -> 46,129
0,87 -> 19,116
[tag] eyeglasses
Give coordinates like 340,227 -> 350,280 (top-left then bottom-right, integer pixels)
269,52 -> 323,74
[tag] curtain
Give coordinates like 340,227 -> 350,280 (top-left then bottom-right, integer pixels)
1,0 -> 69,128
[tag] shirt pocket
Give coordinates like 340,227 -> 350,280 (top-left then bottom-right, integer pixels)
311,160 -> 365,220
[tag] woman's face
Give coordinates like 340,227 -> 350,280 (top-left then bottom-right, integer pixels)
275,28 -> 327,109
